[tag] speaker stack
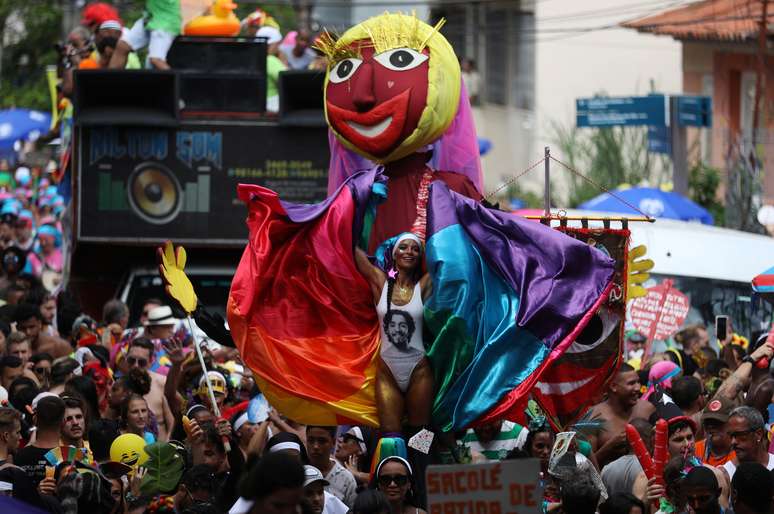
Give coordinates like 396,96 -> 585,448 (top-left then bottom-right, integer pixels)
278,69 -> 326,127
167,36 -> 267,114
74,70 -> 179,126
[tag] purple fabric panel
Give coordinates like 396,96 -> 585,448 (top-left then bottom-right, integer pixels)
429,182 -> 615,348
279,167 -> 381,223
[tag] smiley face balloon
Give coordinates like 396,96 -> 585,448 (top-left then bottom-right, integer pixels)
318,12 -> 461,164
110,433 -> 149,468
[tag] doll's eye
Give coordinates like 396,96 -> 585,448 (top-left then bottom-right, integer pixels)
329,58 -> 363,83
374,48 -> 428,71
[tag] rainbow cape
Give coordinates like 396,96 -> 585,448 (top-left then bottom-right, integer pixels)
228,169 -> 616,430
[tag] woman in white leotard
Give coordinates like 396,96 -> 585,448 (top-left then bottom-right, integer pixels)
355,232 -> 433,434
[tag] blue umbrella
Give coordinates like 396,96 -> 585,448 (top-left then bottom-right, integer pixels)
0,109 -> 52,152
578,186 -> 714,225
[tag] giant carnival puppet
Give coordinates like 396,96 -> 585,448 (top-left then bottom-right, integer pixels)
226,12 -> 639,454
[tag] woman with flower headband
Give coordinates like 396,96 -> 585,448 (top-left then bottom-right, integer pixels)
355,232 -> 432,435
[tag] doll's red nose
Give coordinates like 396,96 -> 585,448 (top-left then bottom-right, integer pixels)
352,62 -> 377,112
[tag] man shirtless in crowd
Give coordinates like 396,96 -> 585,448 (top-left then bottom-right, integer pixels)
14,303 -> 71,358
588,363 -> 642,468
126,337 -> 174,441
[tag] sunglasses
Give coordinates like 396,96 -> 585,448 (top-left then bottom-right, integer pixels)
127,356 -> 148,367
729,428 -> 757,439
378,474 -> 408,487
34,367 -> 50,375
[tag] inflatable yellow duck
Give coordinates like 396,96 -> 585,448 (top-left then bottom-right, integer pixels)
184,0 -> 241,36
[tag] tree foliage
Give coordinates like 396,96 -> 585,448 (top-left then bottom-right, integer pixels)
688,161 -> 724,226
551,119 -> 672,208
0,0 -> 62,110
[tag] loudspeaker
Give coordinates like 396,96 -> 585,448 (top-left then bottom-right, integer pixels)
74,70 -> 179,126
167,37 -> 268,114
167,36 -> 267,74
179,73 -> 266,113
126,162 -> 183,224
278,70 -> 326,127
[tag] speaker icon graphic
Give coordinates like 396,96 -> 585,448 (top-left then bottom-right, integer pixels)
126,163 -> 183,225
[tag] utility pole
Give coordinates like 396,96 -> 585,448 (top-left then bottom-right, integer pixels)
750,0 -> 769,170
544,146 -> 551,218
670,96 -> 688,195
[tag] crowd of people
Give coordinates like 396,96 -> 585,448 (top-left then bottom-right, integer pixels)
3,2 -> 772,514
0,161 -> 65,293
0,258 -> 772,514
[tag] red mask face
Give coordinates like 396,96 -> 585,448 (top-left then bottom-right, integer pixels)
326,43 -> 430,159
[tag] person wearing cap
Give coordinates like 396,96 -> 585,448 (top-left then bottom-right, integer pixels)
231,408 -> 257,456
13,209 -> 34,252
335,426 -> 370,486
14,395 -> 65,489
196,370 -> 228,413
144,305 -> 178,340
81,2 -> 123,32
304,465 -> 349,514
92,19 -> 141,69
27,224 -> 64,292
625,330 -> 647,369
256,25 -> 287,112
696,396 -> 736,466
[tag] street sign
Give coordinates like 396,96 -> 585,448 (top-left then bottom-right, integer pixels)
576,95 -> 668,127
427,460 -> 543,514
647,125 -> 671,154
676,95 -> 712,127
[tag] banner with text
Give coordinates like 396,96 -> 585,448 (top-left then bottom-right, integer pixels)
426,460 -> 543,514
630,279 -> 690,343
77,124 -> 329,243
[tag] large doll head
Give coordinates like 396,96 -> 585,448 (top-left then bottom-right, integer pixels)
319,13 -> 461,164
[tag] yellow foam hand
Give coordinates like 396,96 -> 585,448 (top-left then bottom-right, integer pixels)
627,244 -> 654,301
157,241 -> 198,315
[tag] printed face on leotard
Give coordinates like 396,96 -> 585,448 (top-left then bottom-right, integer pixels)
384,310 -> 414,350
